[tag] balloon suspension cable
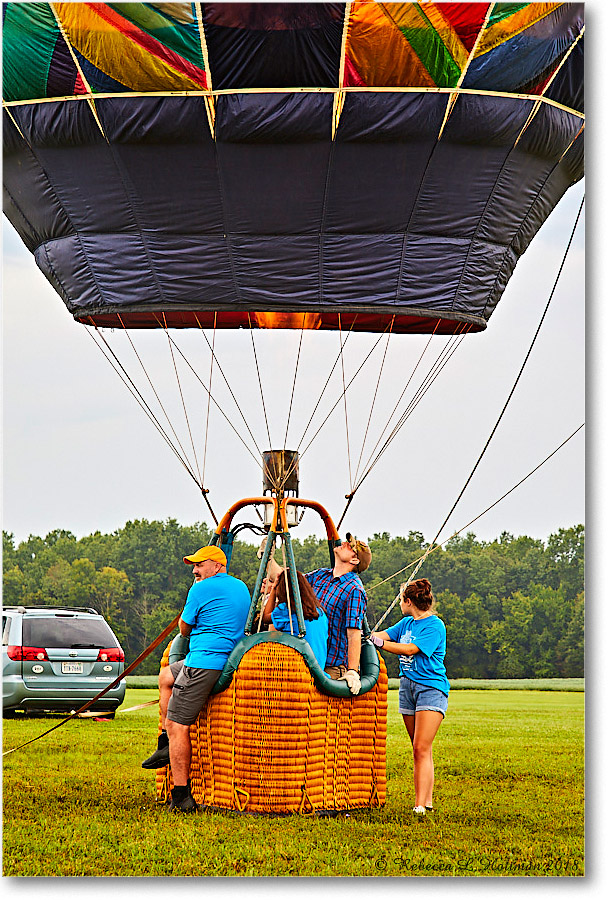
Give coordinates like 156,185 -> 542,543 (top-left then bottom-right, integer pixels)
248,313 -> 273,451
200,312 -> 217,489
334,321 -> 465,527
338,314 -> 354,494
352,316 -> 395,487
354,323 -> 470,492
291,324 -> 354,456
158,326 -> 264,472
371,422 -> 585,632
372,194 -> 584,629
116,313 -> 200,478
283,326 -> 305,450
285,319 -> 393,488
193,314 -> 265,460
161,312 -> 202,486
200,485 -> 219,527
429,193 -> 585,548
86,324 -> 203,489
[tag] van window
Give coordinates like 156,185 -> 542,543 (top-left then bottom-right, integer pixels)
22,617 -> 119,648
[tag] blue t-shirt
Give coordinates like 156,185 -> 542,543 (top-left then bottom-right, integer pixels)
181,572 -> 250,669
385,614 -> 450,695
271,604 -> 329,669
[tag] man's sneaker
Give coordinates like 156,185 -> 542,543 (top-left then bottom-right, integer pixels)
141,744 -> 170,769
412,805 -> 426,816
169,788 -> 198,813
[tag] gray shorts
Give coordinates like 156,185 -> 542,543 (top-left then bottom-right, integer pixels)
166,660 -> 222,726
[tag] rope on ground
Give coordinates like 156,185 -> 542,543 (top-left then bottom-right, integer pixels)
370,422 -> 584,631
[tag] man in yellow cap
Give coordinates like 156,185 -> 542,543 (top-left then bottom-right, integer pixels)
141,545 -> 250,812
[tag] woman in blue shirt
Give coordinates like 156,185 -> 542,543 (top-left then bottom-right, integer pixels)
262,570 -> 328,669
370,578 -> 449,817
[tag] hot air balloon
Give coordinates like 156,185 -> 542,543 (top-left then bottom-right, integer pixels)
3,2 -> 584,814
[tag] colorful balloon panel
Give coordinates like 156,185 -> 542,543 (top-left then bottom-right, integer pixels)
3,3 -> 584,334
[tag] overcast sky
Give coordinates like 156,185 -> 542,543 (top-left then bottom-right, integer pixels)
2,174 -> 585,550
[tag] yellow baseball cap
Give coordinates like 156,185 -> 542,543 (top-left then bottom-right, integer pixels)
183,546 -> 227,566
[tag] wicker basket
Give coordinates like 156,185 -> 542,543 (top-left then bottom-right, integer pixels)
155,639 -> 387,814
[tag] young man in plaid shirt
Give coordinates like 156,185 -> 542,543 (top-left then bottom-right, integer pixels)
304,533 -> 371,696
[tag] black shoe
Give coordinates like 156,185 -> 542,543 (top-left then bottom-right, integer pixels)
141,744 -> 170,769
169,789 -> 198,813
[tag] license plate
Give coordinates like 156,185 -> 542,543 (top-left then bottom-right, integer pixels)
61,662 -> 83,674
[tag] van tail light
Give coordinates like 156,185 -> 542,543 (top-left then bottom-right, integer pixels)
7,646 -> 48,661
97,648 -> 124,662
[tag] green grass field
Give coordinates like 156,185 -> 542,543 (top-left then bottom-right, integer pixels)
2,687 -> 584,877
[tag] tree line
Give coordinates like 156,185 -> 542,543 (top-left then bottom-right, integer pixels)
2,521 -> 583,678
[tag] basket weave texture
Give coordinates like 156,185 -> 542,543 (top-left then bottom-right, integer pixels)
155,639 -> 387,814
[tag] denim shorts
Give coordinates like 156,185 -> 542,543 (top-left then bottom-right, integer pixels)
398,676 -> 448,717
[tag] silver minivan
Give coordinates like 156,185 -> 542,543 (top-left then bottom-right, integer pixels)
2,606 -> 126,716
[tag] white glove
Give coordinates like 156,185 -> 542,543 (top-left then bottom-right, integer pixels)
340,669 -> 361,695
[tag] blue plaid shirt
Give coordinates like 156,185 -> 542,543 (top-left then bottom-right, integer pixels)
304,568 -> 367,667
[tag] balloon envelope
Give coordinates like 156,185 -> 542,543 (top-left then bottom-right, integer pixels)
3,2 -> 584,334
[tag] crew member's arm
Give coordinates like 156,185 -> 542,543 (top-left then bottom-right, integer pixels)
261,580 -> 279,623
346,627 -> 362,671
370,631 -> 419,656
178,618 -> 193,637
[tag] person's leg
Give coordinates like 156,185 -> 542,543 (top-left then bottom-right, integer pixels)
158,664 -> 175,730
141,663 -> 181,768
411,710 -> 443,809
165,719 -> 192,785
402,713 -> 415,744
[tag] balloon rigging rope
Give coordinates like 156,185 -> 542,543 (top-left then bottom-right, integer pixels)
352,316 -> 395,488
428,193 -> 585,548
115,313 -> 200,477
353,324 -> 470,493
193,315 -> 265,461
335,324 -> 469,531
370,193 -> 585,628
370,422 -> 584,631
201,312 -> 217,489
338,314 -> 354,494
283,327 -> 305,452
86,325 -> 201,488
160,331 -> 264,473
352,319 -> 445,491
248,314 -> 273,453
289,321 -> 394,480
161,313 -> 202,486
